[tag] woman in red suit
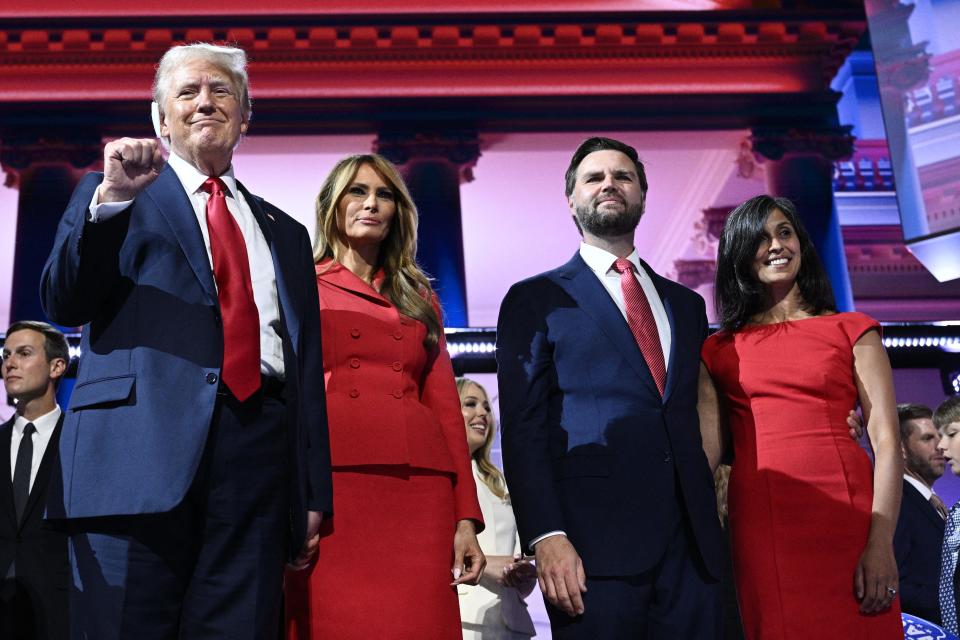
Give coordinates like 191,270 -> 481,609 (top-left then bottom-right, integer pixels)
698,195 -> 902,639
285,154 -> 485,639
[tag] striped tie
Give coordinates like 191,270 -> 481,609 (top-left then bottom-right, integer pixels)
612,258 -> 666,396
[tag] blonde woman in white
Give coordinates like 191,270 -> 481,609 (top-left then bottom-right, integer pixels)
457,378 -> 538,640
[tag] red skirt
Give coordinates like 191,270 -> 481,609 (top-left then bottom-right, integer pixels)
285,465 -> 461,640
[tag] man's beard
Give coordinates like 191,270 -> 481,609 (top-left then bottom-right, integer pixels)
906,453 -> 943,486
574,199 -> 643,237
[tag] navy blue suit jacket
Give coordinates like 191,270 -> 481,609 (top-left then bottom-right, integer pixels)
40,166 -> 332,555
496,252 -> 722,578
894,479 -> 945,624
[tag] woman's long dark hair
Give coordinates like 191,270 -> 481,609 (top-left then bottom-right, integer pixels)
714,195 -> 835,332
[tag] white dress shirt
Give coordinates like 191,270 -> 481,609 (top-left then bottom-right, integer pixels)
9,405 -> 61,493
530,244 -> 673,550
87,151 -> 285,378
578,242 -> 672,367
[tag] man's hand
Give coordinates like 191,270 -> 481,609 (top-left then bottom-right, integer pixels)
451,519 -> 486,586
534,535 -> 587,617
847,409 -> 864,441
99,137 -> 165,203
288,510 -> 322,571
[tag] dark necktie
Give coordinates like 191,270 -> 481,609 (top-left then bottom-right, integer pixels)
12,422 -> 36,524
932,493 -> 949,520
612,258 -> 667,396
202,177 -> 261,401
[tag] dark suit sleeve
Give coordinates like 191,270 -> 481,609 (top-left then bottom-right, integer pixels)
496,283 -> 564,554
293,226 -> 333,515
41,172 -> 129,326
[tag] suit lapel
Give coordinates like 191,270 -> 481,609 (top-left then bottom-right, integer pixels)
19,415 -> 63,531
557,253 -> 660,398
236,181 -> 302,356
316,260 -> 392,308
0,419 -> 15,530
145,165 -> 218,302
904,480 -> 947,531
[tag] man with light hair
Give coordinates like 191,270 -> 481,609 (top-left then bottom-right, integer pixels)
41,43 -> 331,638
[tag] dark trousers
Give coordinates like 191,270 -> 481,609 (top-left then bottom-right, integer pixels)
547,510 -> 722,640
67,393 -> 289,640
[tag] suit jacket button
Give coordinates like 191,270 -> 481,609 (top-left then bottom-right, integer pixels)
392,390 -> 403,399
349,358 -> 360,369
206,372 -> 219,385
393,330 -> 403,340
349,388 -> 360,398
392,361 -> 402,371
664,452 -> 672,463
351,329 -> 361,338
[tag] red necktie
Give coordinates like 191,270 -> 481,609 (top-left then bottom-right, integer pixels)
613,258 -> 666,396
202,177 -> 261,401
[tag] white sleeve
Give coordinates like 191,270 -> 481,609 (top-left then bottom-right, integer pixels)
87,186 -> 133,223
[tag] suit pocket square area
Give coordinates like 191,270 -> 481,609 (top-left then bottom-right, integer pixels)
69,375 -> 136,410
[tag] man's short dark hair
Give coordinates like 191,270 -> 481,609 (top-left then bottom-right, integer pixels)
564,136 -> 648,197
5,320 -> 70,366
935,397 -> 960,431
897,402 -> 934,442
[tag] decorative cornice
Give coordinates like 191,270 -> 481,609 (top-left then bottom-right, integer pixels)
0,128 -> 102,186
833,138 -> 893,192
750,125 -> 855,162
674,258 -> 716,290
0,15 -> 864,103
375,130 -> 481,182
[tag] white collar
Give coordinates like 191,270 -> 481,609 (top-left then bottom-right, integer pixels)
167,150 -> 239,200
579,242 -> 646,280
904,473 -> 935,501
13,405 -> 61,439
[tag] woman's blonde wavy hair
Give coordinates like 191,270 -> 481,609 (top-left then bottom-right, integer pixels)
456,377 -> 508,501
314,153 -> 441,349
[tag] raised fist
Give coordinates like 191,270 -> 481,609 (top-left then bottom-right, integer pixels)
99,137 -> 165,203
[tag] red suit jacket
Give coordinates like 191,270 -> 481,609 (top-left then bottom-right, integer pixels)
316,260 -> 482,525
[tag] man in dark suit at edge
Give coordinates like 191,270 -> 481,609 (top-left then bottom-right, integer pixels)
0,321 -> 70,639
496,137 -> 723,638
894,403 -> 947,623
41,43 -> 331,638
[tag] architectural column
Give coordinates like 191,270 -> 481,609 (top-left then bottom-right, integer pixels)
751,126 -> 856,311
375,131 -> 480,327
0,128 -> 102,325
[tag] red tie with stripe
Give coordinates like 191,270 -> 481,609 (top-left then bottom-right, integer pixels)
612,258 -> 666,396
202,177 -> 261,401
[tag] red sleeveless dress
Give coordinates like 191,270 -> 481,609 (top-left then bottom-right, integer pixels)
701,313 -> 902,639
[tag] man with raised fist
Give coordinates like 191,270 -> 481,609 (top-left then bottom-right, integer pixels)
41,43 -> 331,639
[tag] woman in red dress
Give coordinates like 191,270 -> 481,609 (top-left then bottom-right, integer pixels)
285,154 -> 485,639
699,195 -> 903,639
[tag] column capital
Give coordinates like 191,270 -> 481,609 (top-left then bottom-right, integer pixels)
0,128 -> 102,187
374,130 -> 481,183
750,125 -> 855,162
702,206 -> 734,242
673,259 -> 716,290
